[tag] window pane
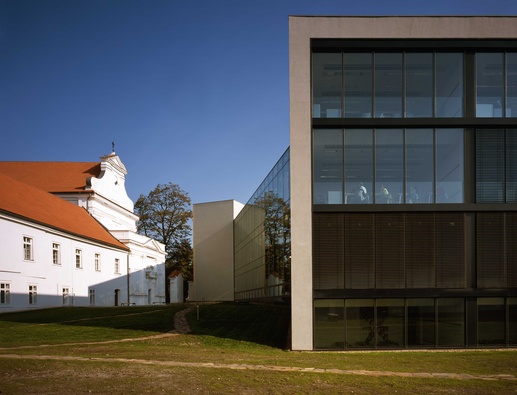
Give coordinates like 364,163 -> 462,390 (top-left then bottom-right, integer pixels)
375,129 -> 403,204
376,299 -> 405,348
313,53 -> 342,118
476,53 -> 504,118
408,299 -> 435,347
507,130 -> 517,202
344,129 -> 373,204
344,53 -> 372,118
478,298 -> 506,346
436,129 -> 464,203
346,299 -> 375,348
507,53 -> 517,118
374,53 -> 403,118
476,129 -> 505,203
510,297 -> 517,345
314,299 -> 344,349
436,53 -> 463,117
406,53 -> 433,118
406,129 -> 434,203
313,129 -> 343,204
437,298 -> 465,347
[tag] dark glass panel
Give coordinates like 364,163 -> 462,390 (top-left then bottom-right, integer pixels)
507,130 -> 517,203
313,129 -> 343,204
344,53 -> 373,118
437,298 -> 465,347
436,53 -> 463,117
374,53 -> 403,118
476,213 -> 505,288
344,129 -> 373,204
436,129 -> 464,203
406,129 -> 434,203
507,213 -> 517,288
376,299 -> 405,347
313,53 -> 342,118
476,129 -> 505,203
478,298 -> 506,346
375,214 -> 405,289
406,213 -> 435,288
345,299 -> 375,348
508,53 -> 517,118
313,213 -> 344,290
476,53 -> 504,118
314,299 -> 345,349
436,213 -> 465,288
406,53 -> 433,118
510,298 -> 517,345
408,299 -> 435,347
375,129 -> 403,204
344,213 -> 374,289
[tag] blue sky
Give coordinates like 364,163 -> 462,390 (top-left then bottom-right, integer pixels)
1,0 -> 516,205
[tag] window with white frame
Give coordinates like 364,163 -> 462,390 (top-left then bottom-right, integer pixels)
1,283 -> 10,305
75,249 -> 82,269
52,243 -> 61,265
89,289 -> 95,305
115,258 -> 120,274
23,236 -> 33,261
28,285 -> 37,305
95,253 -> 101,271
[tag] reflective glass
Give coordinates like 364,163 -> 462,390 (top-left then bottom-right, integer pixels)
508,53 -> 517,117
376,299 -> 405,347
374,53 -> 403,118
436,129 -> 464,203
478,298 -> 506,346
314,299 -> 345,349
344,53 -> 373,118
406,129 -> 434,203
344,129 -> 373,204
406,53 -> 433,117
313,129 -> 343,204
375,129 -> 403,204
507,130 -> 517,203
436,53 -> 463,117
476,53 -> 504,118
345,299 -> 375,348
408,299 -> 435,347
510,297 -> 517,345
437,298 -> 465,347
313,53 -> 342,118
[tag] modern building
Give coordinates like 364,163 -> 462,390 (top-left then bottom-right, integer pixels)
192,16 -> 517,350
289,16 -> 517,350
0,152 -> 166,311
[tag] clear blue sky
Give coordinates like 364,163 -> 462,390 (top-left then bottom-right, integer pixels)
1,0 -> 516,205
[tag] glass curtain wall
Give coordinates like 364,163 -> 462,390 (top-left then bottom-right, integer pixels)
234,149 -> 290,301
313,128 -> 464,204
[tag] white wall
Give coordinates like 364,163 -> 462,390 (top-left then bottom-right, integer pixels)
0,214 -> 128,312
191,200 -> 243,301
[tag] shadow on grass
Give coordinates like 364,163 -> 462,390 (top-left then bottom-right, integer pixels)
186,302 -> 291,350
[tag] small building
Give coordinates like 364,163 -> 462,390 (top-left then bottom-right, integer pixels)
168,270 -> 184,303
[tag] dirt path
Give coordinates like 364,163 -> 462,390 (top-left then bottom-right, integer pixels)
1,306 -> 515,382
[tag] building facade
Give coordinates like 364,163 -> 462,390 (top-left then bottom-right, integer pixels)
289,16 -> 517,350
0,152 -> 166,311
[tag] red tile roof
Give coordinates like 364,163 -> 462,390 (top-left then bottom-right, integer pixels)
0,162 -> 100,193
0,172 -> 128,251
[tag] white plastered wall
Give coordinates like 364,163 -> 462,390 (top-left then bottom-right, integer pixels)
288,16 -> 517,350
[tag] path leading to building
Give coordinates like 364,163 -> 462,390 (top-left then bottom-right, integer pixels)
0,306 -> 515,382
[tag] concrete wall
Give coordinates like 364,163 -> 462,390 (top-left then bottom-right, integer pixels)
288,16 -> 517,350
191,200 -> 243,301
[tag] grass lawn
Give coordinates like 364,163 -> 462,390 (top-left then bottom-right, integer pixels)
1,302 -> 516,394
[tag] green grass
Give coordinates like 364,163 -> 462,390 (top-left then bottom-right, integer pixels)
1,302 -> 516,394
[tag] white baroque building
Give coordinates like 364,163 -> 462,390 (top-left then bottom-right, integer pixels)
0,152 -> 166,312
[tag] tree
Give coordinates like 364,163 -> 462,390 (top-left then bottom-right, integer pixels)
135,182 -> 193,279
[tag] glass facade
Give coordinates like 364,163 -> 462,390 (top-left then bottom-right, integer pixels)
314,128 -> 464,205
234,149 -> 290,301
311,42 -> 517,350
